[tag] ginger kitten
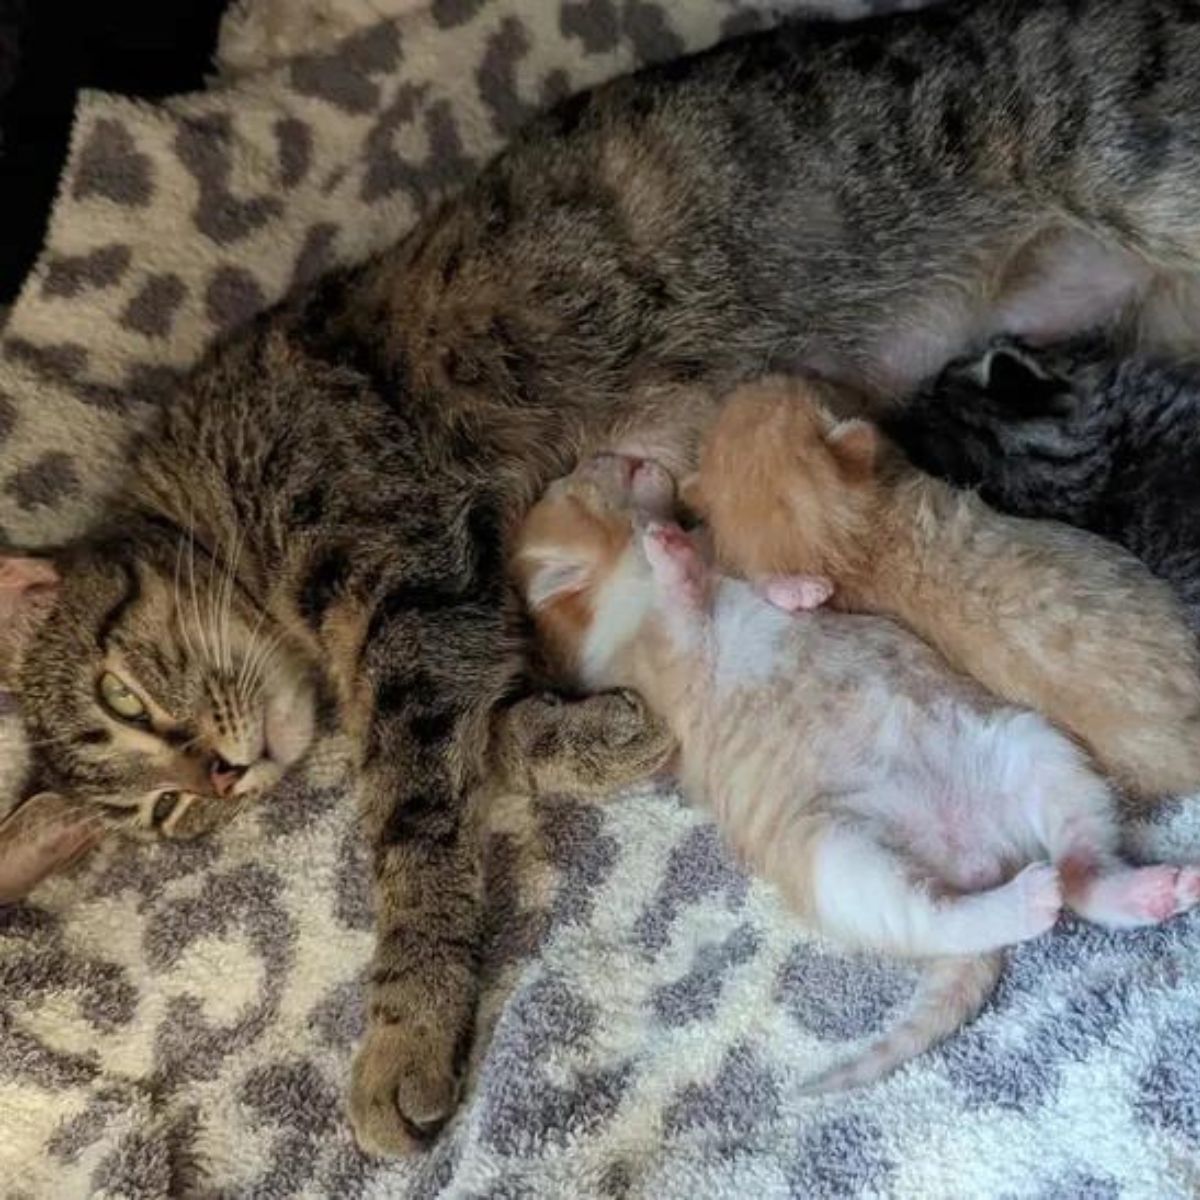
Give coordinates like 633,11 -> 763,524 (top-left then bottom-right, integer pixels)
689,377 -> 1200,804
513,453 -> 1200,1091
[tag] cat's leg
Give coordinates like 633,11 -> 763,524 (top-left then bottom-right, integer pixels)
805,822 -> 1061,958
1005,714 -> 1200,930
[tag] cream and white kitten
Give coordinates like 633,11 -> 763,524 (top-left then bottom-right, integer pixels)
513,453 -> 1200,1090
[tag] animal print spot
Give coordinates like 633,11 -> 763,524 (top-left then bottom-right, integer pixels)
41,243 -> 132,299
652,923 -> 760,1026
90,1130 -> 171,1197
290,223 -> 339,290
72,119 -> 154,206
274,117 -> 313,189
1029,1170 -> 1121,1200
174,114 -> 283,245
125,363 -> 181,405
1135,1016 -> 1200,1141
786,1114 -> 894,1199
0,391 -> 17,443
309,979 -> 366,1050
776,942 -> 914,1041
624,0 -> 684,65
4,452 -> 80,512
120,273 -> 186,338
477,18 -> 535,135
205,266 -> 267,333
47,1085 -> 134,1163
561,0 -> 620,54
242,1059 -> 340,1135
3,336 -> 88,380
289,22 -> 401,114
662,1042 -> 779,1139
360,86 -> 474,206
432,0 -> 487,27
633,823 -> 748,953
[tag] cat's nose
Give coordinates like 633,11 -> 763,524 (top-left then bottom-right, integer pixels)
210,756 -> 248,798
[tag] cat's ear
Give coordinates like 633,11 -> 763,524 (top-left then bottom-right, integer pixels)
826,419 -> 879,481
0,792 -> 102,904
523,553 -> 591,611
679,473 -> 707,519
0,556 -> 60,684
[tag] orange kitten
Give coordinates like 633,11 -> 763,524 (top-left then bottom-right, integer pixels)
689,376 -> 1200,803
513,453 -> 1200,1092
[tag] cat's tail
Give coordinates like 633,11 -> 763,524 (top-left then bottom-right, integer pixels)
798,952 -> 1003,1095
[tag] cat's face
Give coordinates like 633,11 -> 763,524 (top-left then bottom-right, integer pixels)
689,376 -> 880,580
513,452 -> 677,679
4,540 -> 318,834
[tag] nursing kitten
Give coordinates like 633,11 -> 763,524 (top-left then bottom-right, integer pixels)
688,376 -> 1200,802
20,0 -> 1200,1153
885,338 -> 1200,634
514,453 -> 1200,1090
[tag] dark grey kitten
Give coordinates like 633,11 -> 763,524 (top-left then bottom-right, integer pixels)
886,339 -> 1200,634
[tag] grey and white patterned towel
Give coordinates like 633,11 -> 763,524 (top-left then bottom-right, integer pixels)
1,1 -> 1199,1197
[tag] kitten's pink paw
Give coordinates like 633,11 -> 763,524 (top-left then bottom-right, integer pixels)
1084,865 -> 1200,928
1011,862 -> 1063,940
759,574 -> 834,612
643,522 -> 705,604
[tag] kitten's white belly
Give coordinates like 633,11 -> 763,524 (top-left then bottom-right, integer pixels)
692,594 -> 1048,892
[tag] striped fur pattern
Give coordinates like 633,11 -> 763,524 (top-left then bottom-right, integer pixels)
18,0 -> 1200,1152
887,337 -> 1200,635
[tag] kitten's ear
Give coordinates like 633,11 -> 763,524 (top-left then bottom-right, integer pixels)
679,473 -> 707,519
523,554 -> 591,611
0,556 -> 60,684
826,419 -> 879,480
0,792 -> 102,903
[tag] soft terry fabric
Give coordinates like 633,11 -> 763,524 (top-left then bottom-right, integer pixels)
0,1 -> 1197,1197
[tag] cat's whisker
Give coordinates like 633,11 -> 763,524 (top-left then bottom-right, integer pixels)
217,524 -> 245,680
173,530 -> 200,666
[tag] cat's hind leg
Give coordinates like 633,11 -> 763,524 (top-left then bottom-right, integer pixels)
1006,713 -> 1200,929
806,823 -> 1060,958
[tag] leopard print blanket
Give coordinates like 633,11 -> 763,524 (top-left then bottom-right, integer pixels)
2,1 -> 1198,1196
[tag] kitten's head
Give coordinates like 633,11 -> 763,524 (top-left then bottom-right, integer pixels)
889,339 -> 1082,486
513,452 -> 677,685
2,531 -> 318,836
687,375 -> 882,581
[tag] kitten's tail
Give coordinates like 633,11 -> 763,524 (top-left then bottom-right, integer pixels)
799,952 -> 1003,1095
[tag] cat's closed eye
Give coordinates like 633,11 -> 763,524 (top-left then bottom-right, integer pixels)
96,671 -> 149,724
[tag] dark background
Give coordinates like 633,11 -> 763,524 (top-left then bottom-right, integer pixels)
0,0 -> 228,304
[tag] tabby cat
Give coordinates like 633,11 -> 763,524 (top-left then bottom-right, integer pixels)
13,0 -> 1200,1155
886,338 -> 1200,634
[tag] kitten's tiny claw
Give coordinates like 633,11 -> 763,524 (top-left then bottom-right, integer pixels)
758,574 -> 835,612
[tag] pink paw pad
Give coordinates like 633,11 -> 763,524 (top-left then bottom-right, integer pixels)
761,575 -> 834,613
1107,865 -> 1200,924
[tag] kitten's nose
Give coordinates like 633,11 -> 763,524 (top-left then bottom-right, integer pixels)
210,756 -> 248,798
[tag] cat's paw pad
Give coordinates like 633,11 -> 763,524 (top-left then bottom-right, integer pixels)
1012,861 -> 1062,938
1110,865 -> 1200,925
349,1021 -> 460,1157
759,574 -> 834,612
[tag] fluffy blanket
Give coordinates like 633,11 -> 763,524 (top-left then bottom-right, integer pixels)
1,1 -> 1198,1196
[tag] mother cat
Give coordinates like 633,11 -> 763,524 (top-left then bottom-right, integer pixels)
8,0 -> 1200,1156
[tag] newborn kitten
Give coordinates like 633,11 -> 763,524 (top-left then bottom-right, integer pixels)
513,453 -> 1200,1091
885,338 -> 1200,634
689,377 -> 1200,804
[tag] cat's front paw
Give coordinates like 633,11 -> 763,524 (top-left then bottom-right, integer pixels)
493,689 -> 675,796
349,1020 -> 461,1157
